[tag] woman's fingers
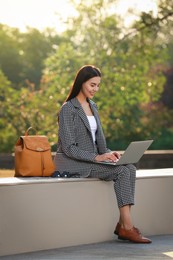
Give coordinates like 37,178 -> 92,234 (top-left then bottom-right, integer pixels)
104,153 -> 118,162
112,151 -> 121,159
95,152 -> 120,162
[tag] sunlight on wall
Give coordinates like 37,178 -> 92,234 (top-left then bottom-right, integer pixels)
163,251 -> 173,258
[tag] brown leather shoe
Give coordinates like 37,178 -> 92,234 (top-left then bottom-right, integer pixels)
118,226 -> 152,243
114,222 -> 120,236
114,223 -> 128,240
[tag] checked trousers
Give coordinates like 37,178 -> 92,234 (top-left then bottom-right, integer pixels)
89,163 -> 136,208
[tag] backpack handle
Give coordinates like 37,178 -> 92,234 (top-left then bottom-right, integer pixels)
24,127 -> 37,136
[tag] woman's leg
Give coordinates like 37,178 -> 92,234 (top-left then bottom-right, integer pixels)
113,164 -> 135,208
90,163 -> 135,208
115,164 -> 136,229
89,164 -> 135,230
119,205 -> 133,230
89,163 -> 151,243
113,165 -> 135,236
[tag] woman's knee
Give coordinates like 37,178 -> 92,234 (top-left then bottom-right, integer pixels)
118,164 -> 136,179
117,166 -> 131,179
125,164 -> 136,177
126,163 -> 136,172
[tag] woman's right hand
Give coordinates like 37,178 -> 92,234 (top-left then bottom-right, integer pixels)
95,152 -> 118,163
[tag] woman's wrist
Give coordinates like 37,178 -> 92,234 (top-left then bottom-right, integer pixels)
94,155 -> 100,162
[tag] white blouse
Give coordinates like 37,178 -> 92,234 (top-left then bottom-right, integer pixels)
87,116 -> 97,142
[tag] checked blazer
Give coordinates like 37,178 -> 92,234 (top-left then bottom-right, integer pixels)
54,97 -> 136,208
54,97 -> 111,177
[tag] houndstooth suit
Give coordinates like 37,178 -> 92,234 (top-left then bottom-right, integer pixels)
54,97 -> 136,208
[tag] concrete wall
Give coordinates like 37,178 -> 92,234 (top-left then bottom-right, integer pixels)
0,169 -> 173,256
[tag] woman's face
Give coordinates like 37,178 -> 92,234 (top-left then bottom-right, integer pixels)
80,76 -> 101,99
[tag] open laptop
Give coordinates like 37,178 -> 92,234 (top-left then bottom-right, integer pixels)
97,140 -> 153,165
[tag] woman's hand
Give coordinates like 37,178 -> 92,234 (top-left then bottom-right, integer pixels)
111,151 -> 121,160
95,151 -> 121,163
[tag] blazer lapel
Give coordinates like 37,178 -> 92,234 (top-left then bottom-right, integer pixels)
88,99 -> 107,152
88,99 -> 102,132
70,98 -> 91,132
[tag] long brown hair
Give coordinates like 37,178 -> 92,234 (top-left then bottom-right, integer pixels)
65,65 -> 101,102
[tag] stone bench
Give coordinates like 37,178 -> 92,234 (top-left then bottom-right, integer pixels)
0,168 -> 173,256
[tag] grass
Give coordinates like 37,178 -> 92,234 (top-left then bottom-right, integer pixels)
0,169 -> 15,178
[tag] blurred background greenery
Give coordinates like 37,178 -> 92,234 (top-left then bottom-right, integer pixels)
0,0 -> 173,152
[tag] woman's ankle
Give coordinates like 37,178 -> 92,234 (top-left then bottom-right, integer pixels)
122,223 -> 133,230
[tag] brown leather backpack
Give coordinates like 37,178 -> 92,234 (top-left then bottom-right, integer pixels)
14,127 -> 55,177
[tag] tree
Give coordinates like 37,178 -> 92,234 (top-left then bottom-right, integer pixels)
1,0 -> 173,152
21,27 -> 61,88
41,0 -> 173,149
0,24 -> 61,88
0,70 -> 19,151
0,24 -> 23,85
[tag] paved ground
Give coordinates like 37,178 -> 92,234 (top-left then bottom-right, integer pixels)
0,235 -> 173,260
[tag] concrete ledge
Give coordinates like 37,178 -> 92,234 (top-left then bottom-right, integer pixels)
0,168 -> 173,256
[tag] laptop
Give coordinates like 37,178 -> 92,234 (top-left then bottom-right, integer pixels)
96,140 -> 153,165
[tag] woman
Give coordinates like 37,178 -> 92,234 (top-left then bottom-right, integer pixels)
54,65 -> 151,243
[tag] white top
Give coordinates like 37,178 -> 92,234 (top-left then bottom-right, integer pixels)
87,116 -> 97,142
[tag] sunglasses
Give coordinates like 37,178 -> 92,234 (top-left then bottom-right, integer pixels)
51,171 -> 80,178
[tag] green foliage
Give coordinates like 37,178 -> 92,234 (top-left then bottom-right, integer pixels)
0,70 -> 18,151
0,24 -> 61,88
20,28 -> 61,88
42,0 -> 172,150
0,0 -> 173,152
0,70 -> 58,152
0,24 -> 23,85
151,127 -> 173,149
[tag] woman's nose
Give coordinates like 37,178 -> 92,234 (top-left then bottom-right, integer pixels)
94,86 -> 99,92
